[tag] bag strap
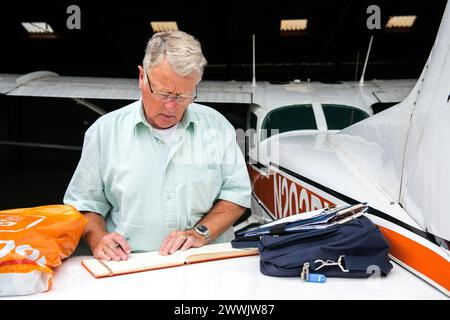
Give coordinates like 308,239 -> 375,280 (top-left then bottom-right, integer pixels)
311,255 -> 391,275
231,236 -> 260,249
343,255 -> 391,275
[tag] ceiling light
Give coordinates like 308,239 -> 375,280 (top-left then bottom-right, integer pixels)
280,19 -> 308,31
150,21 -> 179,33
21,22 -> 54,34
385,15 -> 417,28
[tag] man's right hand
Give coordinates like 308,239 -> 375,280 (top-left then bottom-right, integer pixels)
91,232 -> 131,261
81,211 -> 131,261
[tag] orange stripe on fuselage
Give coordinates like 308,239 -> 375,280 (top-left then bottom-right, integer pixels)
379,226 -> 450,292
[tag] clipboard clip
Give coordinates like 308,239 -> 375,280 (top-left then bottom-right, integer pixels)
328,203 -> 367,224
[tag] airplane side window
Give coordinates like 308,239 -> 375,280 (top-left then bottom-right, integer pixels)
370,102 -> 398,114
250,113 -> 257,131
248,112 -> 258,149
322,104 -> 369,130
260,104 -> 316,141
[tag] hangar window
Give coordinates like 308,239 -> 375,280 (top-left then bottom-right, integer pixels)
322,104 -> 369,130
260,104 -> 316,140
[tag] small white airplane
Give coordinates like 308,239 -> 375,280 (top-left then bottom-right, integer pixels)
246,3 -> 450,297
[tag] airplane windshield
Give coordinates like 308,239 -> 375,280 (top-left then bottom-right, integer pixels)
260,104 -> 317,140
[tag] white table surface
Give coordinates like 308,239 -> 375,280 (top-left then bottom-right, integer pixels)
5,255 -> 448,300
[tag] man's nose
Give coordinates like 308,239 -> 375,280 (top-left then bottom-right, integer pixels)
164,98 -> 178,112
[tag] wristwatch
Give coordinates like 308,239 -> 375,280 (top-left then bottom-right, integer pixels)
194,224 -> 211,242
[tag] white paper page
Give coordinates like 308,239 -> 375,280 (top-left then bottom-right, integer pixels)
104,251 -> 184,273
100,242 -> 246,273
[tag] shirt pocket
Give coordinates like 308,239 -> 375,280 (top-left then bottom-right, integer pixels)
185,164 -> 222,217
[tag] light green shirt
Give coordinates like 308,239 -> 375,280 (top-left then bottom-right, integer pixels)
64,100 -> 251,252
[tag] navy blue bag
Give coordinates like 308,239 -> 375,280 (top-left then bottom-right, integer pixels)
258,216 -> 392,279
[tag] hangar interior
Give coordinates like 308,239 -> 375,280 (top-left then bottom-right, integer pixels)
0,0 -> 446,209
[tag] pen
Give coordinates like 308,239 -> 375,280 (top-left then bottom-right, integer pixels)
114,236 -> 131,253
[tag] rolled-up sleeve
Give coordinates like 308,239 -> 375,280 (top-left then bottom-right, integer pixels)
218,128 -> 251,208
63,123 -> 111,217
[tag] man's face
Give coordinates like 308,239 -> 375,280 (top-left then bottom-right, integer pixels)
139,58 -> 200,129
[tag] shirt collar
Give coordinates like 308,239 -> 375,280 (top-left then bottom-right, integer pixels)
133,98 -> 197,134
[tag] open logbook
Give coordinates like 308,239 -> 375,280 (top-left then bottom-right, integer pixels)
81,242 -> 259,278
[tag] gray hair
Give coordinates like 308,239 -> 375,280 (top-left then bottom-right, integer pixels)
143,31 -> 207,78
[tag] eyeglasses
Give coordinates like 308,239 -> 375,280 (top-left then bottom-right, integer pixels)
145,72 -> 197,104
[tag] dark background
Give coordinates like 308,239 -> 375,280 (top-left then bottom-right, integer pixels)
0,0 -> 447,209
1,0 -> 447,81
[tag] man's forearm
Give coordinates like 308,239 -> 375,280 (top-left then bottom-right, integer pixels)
195,200 -> 246,242
81,211 -> 108,248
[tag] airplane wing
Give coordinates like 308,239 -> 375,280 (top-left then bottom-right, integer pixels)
369,79 -> 417,102
2,71 -> 140,100
0,71 -> 254,103
0,73 -> 19,94
0,71 -> 413,109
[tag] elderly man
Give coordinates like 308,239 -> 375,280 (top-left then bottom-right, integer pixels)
64,31 -> 251,261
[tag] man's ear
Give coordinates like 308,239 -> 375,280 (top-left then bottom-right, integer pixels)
138,65 -> 145,90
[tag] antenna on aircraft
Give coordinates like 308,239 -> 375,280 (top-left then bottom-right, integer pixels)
359,35 -> 374,86
354,51 -> 360,83
252,34 -> 256,87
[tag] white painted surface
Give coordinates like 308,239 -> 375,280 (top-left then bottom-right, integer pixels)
3,255 -> 447,300
400,5 -> 450,239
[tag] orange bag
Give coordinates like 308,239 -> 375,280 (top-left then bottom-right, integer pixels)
0,205 -> 87,296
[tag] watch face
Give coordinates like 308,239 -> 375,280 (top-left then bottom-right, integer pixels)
196,225 -> 208,233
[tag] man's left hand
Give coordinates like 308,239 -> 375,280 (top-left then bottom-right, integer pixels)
159,229 -> 207,255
